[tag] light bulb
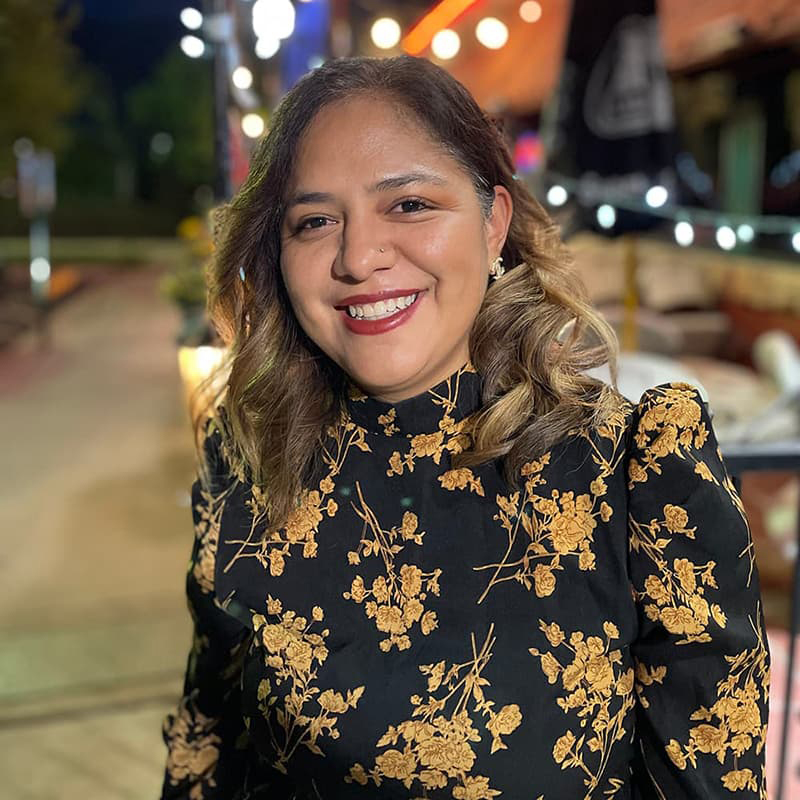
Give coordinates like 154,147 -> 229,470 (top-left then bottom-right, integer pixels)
596,204 -> 616,229
519,2 -> 542,23
674,221 -> 694,247
180,35 -> 205,58
242,113 -> 265,138
475,17 -> 508,49
716,226 -> 736,251
180,7 -> 203,30
371,17 -> 401,50
546,185 -> 568,207
232,66 -> 253,90
431,29 -> 460,60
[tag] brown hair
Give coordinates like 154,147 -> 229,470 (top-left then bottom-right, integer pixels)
199,55 -> 619,528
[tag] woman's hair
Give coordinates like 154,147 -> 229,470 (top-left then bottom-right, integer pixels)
199,54 -> 619,528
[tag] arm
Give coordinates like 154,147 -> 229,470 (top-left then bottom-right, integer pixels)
626,384 -> 770,798
161,430 -> 253,799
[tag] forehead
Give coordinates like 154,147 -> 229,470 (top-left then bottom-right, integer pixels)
289,95 -> 464,185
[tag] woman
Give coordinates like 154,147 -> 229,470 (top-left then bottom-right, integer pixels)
162,56 -> 769,799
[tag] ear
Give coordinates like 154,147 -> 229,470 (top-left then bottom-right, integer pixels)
485,185 -> 513,259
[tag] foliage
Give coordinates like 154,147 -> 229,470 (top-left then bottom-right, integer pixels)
126,49 -> 214,192
0,0 -> 86,173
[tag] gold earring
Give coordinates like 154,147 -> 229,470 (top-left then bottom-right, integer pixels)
489,256 -> 505,280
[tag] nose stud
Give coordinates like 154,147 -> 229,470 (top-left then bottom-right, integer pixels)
379,247 -> 385,253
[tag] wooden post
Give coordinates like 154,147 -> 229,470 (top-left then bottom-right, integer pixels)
622,234 -> 639,352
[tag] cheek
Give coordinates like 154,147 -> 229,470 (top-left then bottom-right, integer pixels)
410,226 -> 487,298
280,256 -> 332,333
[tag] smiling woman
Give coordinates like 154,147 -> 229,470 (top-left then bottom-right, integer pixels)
162,56 -> 769,800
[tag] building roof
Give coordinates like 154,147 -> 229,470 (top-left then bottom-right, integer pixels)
434,0 -> 800,112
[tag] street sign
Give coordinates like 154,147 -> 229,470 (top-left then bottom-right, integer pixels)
16,149 -> 56,218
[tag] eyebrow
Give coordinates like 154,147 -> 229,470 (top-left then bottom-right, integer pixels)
285,171 -> 448,210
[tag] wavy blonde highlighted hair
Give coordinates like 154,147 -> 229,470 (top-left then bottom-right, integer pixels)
198,55 -> 619,529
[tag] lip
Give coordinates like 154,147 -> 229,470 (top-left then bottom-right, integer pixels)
334,288 -> 423,308
340,290 -> 425,336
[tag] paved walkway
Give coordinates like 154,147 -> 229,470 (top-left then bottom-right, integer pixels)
0,266 -> 195,798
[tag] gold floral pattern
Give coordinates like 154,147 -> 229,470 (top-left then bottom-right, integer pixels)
386,363 -> 478,478
439,466 -> 485,495
343,481 -> 441,651
474,403 -> 627,603
346,625 -> 522,797
645,613 -> 769,796
529,619 -> 634,798
629,503 -> 727,645
192,486 -> 229,594
166,372 -> 770,799
251,597 -> 364,774
626,384 -> 755,582
163,695 -> 223,797
221,415 -> 370,577
377,407 -> 399,436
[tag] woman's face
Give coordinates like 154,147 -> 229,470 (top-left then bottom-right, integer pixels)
280,95 -> 512,402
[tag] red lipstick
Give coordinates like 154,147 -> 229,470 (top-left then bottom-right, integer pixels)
339,290 -> 425,336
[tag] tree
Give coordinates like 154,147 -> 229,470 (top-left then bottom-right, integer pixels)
126,48 -> 215,204
0,0 -> 86,173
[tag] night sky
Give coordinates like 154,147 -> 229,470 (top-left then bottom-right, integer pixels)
69,0 -> 190,93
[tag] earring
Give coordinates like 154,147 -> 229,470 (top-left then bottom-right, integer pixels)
489,256 -> 505,280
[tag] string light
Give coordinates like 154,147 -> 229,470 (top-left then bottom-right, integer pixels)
180,7 -> 203,30
645,185 -> 668,208
674,221 -> 694,247
371,17 -> 401,50
519,1 -> 542,23
596,204 -> 616,229
431,29 -> 460,60
242,113 -> 265,138
232,66 -> 253,90
737,223 -> 755,243
475,17 -> 508,49
180,35 -> 205,58
541,170 -> 799,254
546,185 -> 568,207
716,225 -> 736,251
252,0 -> 295,41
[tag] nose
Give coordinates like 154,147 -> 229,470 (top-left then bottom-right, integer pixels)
334,217 -> 394,281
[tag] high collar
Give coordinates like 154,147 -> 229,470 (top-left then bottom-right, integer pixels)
345,362 -> 483,437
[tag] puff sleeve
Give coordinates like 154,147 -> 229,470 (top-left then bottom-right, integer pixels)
161,429 -> 253,799
626,384 -> 770,799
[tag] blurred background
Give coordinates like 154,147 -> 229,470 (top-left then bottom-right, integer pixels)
0,0 -> 799,797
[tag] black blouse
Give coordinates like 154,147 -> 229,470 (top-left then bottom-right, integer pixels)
161,363 -> 770,799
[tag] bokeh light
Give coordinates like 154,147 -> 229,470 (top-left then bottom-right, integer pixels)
232,66 -> 253,90
180,35 -> 205,58
519,1 -> 543,23
371,17 -> 401,50
475,18 -> 508,49
241,113 -> 265,138
431,29 -> 460,60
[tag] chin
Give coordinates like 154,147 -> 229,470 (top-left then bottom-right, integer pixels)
344,351 -> 426,398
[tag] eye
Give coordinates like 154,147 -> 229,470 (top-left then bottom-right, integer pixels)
393,198 -> 432,214
295,216 -> 332,233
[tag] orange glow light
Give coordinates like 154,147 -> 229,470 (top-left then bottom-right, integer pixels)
402,0 -> 482,55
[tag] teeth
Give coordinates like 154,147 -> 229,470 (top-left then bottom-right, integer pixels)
346,293 -> 418,320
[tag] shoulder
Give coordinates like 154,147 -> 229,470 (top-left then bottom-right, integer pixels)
626,382 -> 737,499
627,382 -> 712,457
